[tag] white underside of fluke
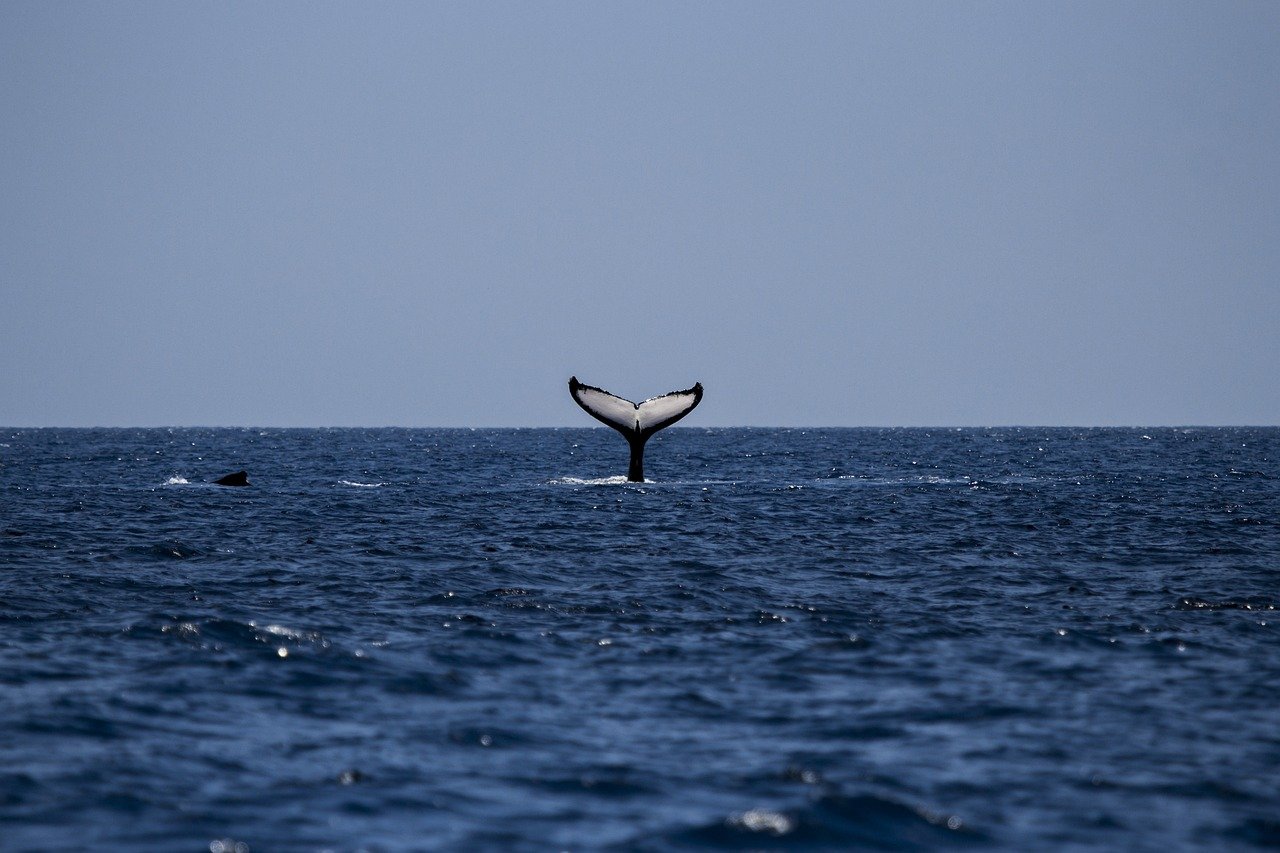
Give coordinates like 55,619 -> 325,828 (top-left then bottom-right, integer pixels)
568,378 -> 703,437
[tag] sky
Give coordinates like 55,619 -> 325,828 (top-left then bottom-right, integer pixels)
2,2 -> 1277,427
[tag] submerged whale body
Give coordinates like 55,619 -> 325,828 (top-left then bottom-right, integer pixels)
214,470 -> 249,487
568,377 -> 703,482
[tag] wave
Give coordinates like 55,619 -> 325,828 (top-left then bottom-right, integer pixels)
339,480 -> 385,488
155,616 -> 335,656
660,791 -> 984,849
832,473 -> 1068,487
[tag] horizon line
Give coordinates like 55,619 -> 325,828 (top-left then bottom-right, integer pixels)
3,423 -> 1277,431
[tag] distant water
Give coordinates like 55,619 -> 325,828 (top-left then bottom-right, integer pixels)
2,427 -> 1278,851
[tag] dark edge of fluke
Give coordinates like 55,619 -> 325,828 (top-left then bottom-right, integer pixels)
214,470 -> 249,487
568,376 -> 703,482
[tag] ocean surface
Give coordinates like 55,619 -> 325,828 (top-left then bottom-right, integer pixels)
1,427 -> 1278,852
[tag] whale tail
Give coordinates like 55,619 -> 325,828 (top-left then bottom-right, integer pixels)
568,377 -> 703,482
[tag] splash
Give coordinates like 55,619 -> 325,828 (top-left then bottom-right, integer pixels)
550,475 -> 635,486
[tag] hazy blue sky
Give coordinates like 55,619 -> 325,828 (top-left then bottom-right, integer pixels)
2,2 -> 1277,426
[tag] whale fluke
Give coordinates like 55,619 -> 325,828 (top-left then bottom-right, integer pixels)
214,470 -> 249,487
568,377 -> 703,482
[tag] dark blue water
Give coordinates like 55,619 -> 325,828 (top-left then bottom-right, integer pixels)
2,427 -> 1278,851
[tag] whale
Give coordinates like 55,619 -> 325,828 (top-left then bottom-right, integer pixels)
213,470 -> 249,487
568,376 -> 703,482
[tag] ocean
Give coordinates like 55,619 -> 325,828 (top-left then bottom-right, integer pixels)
1,426 -> 1277,851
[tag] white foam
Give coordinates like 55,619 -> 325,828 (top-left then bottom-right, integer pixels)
256,623 -> 306,639
836,474 -> 971,484
834,474 -> 1057,486
339,480 -> 384,488
162,476 -> 190,486
730,809 -> 794,835
550,476 -> 634,486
